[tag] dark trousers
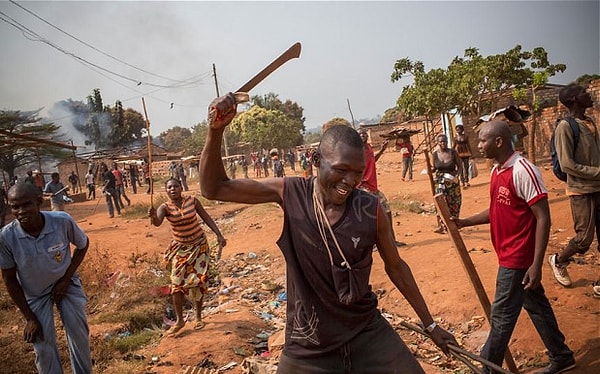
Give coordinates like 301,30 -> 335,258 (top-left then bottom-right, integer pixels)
277,313 -> 424,374
460,157 -> 470,184
481,267 -> 573,371
402,157 -> 413,180
560,191 -> 600,261
87,184 -> 95,199
105,187 -> 120,216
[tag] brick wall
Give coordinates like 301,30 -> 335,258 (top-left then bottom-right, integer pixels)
461,79 -> 600,161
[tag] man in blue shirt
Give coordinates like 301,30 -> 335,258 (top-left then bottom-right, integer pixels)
0,183 -> 92,373
43,172 -> 69,211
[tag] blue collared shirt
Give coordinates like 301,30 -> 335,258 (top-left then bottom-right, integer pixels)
0,211 -> 88,300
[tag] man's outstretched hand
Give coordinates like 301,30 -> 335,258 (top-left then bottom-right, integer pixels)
208,93 -> 237,130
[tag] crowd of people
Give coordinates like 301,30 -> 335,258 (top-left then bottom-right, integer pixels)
0,83 -> 597,373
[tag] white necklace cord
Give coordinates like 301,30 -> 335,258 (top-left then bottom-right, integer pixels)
312,182 -> 351,269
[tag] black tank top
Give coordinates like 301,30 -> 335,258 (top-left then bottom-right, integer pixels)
277,176 -> 379,358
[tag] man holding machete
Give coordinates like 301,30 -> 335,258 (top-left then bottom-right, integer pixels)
201,93 -> 457,373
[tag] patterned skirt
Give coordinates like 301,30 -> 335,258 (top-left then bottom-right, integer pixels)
435,175 -> 462,218
164,234 -> 210,301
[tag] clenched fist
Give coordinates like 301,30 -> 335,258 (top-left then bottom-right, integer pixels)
208,93 -> 237,130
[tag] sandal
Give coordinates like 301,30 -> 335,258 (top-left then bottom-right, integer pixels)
433,226 -> 445,234
164,323 -> 185,336
194,321 -> 206,330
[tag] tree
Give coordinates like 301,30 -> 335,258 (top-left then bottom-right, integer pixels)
0,109 -> 69,181
512,47 -> 566,162
184,121 -> 209,156
391,45 -> 566,162
230,106 -> 300,151
69,90 -> 147,149
159,126 -> 193,152
251,93 -> 306,145
321,117 -> 351,133
575,74 -> 600,85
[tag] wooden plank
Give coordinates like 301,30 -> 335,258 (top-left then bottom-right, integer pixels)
434,193 -> 519,373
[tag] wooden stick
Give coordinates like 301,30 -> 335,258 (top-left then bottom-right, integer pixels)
423,149 -> 436,197
433,194 -> 519,373
399,320 -> 512,374
141,97 -> 153,208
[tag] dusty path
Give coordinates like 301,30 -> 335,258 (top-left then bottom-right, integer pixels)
2,151 -> 598,373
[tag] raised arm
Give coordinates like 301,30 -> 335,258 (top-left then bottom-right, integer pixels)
200,94 -> 283,205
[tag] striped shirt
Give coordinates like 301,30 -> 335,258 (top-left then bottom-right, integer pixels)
164,195 -> 205,244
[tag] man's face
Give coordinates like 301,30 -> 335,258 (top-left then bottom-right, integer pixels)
358,131 -> 368,144
477,128 -> 498,160
8,189 -> 41,227
576,87 -> 594,108
317,142 -> 365,206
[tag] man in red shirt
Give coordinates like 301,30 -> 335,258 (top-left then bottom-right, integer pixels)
112,163 -> 130,208
454,120 -> 574,374
357,128 -> 405,247
396,137 -> 414,181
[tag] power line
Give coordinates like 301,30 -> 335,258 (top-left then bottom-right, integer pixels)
0,8 -> 212,90
9,0 -> 186,85
0,9 -> 214,111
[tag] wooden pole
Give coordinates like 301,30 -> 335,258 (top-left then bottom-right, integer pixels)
347,98 -> 356,128
423,149 -> 436,197
70,140 -> 82,194
213,63 -> 229,157
141,97 -> 153,208
433,194 -> 519,373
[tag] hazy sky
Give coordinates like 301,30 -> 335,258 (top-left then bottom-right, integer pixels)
1,1 -> 598,145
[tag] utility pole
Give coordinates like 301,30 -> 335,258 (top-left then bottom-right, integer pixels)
213,63 -> 230,157
70,140 -> 82,193
347,98 -> 356,128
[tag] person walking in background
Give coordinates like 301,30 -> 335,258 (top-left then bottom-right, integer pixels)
547,84 -> 600,298
85,169 -> 96,200
431,134 -> 462,234
148,178 -> 226,335
200,94 -> 457,373
396,136 -> 414,181
68,171 -> 79,194
453,121 -> 575,374
358,128 -> 406,247
142,160 -> 151,194
43,172 -> 69,212
261,155 -> 269,177
453,124 -> 473,188
112,163 -> 130,208
23,170 -> 35,185
0,182 -> 7,228
253,154 -> 262,178
239,155 -> 249,179
129,164 -> 138,194
287,149 -> 296,172
0,183 -> 92,374
272,154 -> 285,178
176,163 -> 189,191
100,163 -> 120,218
34,171 -> 45,194
227,159 -> 237,180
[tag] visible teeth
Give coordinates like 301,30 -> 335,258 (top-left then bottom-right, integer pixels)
336,187 -> 348,195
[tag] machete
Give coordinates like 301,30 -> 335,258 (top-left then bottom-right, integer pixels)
233,42 -> 302,103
